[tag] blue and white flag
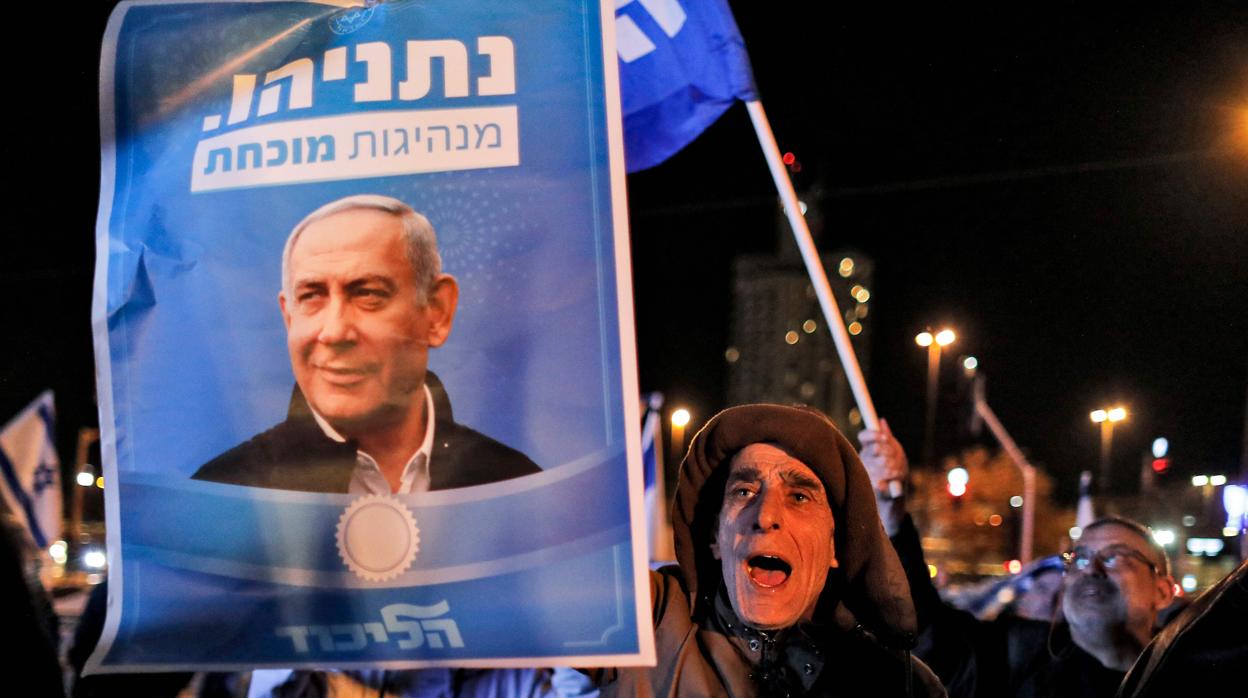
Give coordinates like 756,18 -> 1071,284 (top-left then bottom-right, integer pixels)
615,0 -> 757,171
0,391 -> 61,550
90,0 -> 650,672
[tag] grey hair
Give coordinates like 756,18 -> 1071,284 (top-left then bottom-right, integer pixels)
1082,515 -> 1172,577
281,194 -> 442,302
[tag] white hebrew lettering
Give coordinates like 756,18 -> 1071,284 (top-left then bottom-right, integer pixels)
399,40 -> 469,100
323,47 -> 348,81
275,626 -> 311,653
330,624 -> 367,651
227,74 -> 257,125
616,0 -> 687,63
476,36 -> 515,96
258,58 -> 314,116
354,42 -> 392,102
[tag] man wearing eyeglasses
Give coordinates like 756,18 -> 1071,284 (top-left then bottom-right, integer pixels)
859,423 -> 1176,698
1056,518 -> 1175,680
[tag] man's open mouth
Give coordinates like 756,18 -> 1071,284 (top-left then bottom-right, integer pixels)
747,555 -> 792,588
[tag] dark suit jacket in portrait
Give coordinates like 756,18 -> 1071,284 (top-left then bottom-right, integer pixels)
191,372 -> 540,493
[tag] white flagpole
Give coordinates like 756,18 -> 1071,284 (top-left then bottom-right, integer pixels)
745,100 -> 902,497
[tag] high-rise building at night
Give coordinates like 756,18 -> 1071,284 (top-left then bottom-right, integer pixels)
726,249 -> 874,436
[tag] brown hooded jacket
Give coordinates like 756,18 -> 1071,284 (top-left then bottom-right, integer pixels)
600,404 -> 945,697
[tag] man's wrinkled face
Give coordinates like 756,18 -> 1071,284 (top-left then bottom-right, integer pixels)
1060,524 -> 1172,635
711,443 -> 837,630
279,208 -> 448,435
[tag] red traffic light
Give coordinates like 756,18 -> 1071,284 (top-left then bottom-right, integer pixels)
1152,458 -> 1170,474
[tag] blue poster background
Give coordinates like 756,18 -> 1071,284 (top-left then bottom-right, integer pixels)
91,0 -> 649,670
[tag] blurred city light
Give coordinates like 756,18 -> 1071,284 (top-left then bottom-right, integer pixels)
1152,529 -> 1176,546
785,330 -> 799,345
963,356 -> 978,371
49,540 -> 68,565
1151,437 -> 1168,458
670,408 -> 691,428
854,287 -> 870,303
838,257 -> 855,277
947,467 -> 969,497
1090,406 -> 1128,424
935,329 -> 956,346
83,549 -> 107,570
1005,559 -> 1022,574
1010,495 -> 1023,508
1186,538 -> 1224,556
802,319 -> 817,334
1069,526 -> 1083,540
927,564 -> 938,579
847,321 -> 863,335
1181,575 -> 1198,592
1192,475 -> 1210,487
1225,527 -> 1242,537
724,347 -> 740,363
1223,485 -> 1246,530
798,200 -> 808,215
95,477 -> 105,489
988,514 -> 1003,527
1210,475 -> 1227,486
76,471 -> 94,487
915,331 -> 933,347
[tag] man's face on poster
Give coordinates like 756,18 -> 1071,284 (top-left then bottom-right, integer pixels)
278,207 -> 455,435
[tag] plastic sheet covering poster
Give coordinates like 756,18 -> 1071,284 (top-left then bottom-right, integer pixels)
89,0 -> 652,671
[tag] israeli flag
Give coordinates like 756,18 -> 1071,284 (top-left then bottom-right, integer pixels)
615,0 -> 757,172
641,393 -> 673,562
0,391 -> 61,550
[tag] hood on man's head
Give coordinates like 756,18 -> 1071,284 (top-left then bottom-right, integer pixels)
672,403 -> 917,649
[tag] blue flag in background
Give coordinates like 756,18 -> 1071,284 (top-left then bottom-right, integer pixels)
616,0 -> 757,172
640,393 -> 674,561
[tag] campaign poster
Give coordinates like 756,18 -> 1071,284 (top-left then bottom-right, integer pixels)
89,0 -> 652,671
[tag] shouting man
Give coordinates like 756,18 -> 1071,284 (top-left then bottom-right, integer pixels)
597,404 -> 944,697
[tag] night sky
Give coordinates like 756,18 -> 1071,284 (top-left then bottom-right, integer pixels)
629,5 -> 1248,498
1,3 -> 1245,504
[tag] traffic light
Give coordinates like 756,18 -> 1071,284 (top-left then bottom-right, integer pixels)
1151,458 -> 1170,474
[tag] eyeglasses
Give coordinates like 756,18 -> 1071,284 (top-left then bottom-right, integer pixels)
1061,545 -> 1159,575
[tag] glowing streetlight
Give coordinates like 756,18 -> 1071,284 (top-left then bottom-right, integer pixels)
670,408 -> 692,462
670,409 -> 690,428
1090,404 -> 1128,494
916,327 -> 956,468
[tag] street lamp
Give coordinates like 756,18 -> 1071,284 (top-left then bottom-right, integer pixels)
1090,405 -> 1127,494
916,327 -> 956,468
670,408 -> 691,463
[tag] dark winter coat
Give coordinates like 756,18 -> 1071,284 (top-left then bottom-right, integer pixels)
192,372 -> 539,492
